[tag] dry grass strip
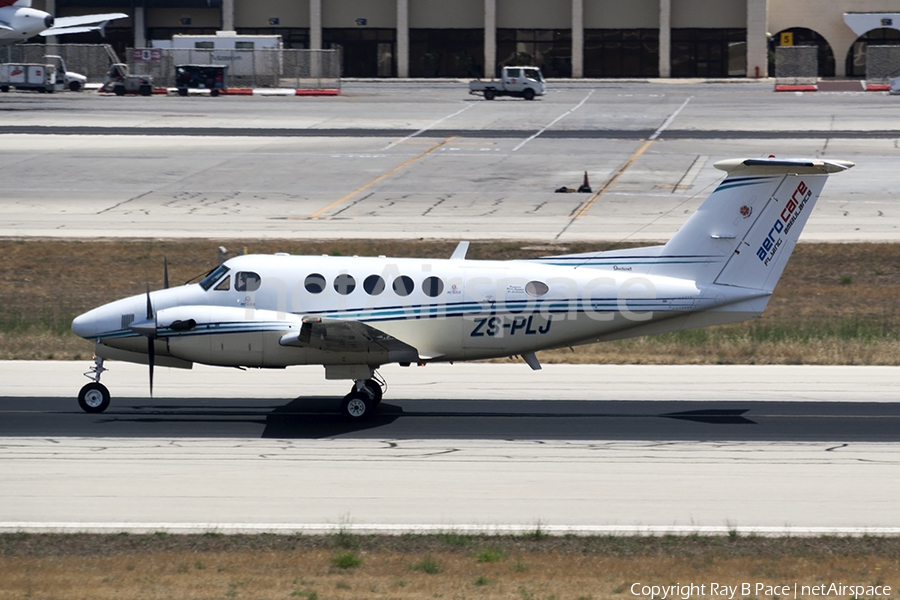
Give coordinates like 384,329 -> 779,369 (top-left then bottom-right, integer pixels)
1,533 -> 899,600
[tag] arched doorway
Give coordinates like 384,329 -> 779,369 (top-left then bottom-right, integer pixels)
845,28 -> 900,78
769,28 -> 835,78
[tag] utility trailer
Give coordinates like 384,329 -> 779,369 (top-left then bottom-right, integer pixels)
0,63 -> 62,93
469,66 -> 545,100
0,56 -> 86,93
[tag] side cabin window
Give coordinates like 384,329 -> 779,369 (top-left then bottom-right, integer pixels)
526,281 -> 549,296
235,41 -> 255,50
423,276 -> 444,297
194,41 -> 214,49
305,273 -> 326,294
393,275 -> 414,297
506,68 -> 521,78
235,271 -> 261,292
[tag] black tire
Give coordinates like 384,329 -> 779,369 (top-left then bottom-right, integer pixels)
139,85 -> 152,96
210,88 -> 220,97
178,88 -> 188,97
484,88 -> 496,101
68,80 -> 82,92
363,379 -> 383,406
1,85 -> 9,93
114,85 -> 126,96
341,391 -> 373,422
523,88 -> 535,101
78,382 -> 110,413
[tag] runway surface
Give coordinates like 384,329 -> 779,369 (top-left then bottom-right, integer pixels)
2,362 -> 900,533
2,81 -> 899,241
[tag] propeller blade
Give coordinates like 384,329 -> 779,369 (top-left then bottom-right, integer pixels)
145,282 -> 155,397
163,254 -> 169,290
145,283 -> 153,320
147,336 -> 155,397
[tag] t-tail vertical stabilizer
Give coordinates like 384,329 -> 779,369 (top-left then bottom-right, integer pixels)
651,157 -> 854,292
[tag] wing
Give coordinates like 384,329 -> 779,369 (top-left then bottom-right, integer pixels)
41,12 -> 126,36
280,317 -> 421,363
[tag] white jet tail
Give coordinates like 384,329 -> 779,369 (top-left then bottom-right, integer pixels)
650,157 -> 854,292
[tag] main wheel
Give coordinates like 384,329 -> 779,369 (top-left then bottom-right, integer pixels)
341,391 -> 373,422
178,88 -> 188,97
139,85 -> 152,96
114,84 -> 126,96
484,89 -> 495,100
68,80 -> 82,92
523,88 -> 535,101
78,382 -> 110,413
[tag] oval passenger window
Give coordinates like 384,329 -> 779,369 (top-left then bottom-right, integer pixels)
525,281 -> 549,297
334,273 -> 356,295
423,276 -> 444,297
304,273 -> 326,294
364,274 -> 385,295
393,275 -> 414,297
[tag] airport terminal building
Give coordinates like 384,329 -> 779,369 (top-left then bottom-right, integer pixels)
40,0 -> 900,79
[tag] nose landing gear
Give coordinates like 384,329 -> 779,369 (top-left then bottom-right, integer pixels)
78,356 -> 111,413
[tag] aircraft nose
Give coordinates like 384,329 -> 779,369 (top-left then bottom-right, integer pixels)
71,311 -> 98,339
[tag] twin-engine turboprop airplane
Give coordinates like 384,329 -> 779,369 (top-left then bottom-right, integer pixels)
0,0 -> 126,45
71,157 -> 854,421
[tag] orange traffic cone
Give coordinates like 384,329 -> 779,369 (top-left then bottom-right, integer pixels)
577,171 -> 592,193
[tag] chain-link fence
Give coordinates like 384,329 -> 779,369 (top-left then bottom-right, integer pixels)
1,43 -> 119,83
775,46 -> 818,86
866,45 -> 900,84
127,48 -> 340,90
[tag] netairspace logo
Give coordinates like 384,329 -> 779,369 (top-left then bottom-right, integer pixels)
630,582 -> 892,599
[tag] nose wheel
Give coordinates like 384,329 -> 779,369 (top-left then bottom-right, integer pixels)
78,356 -> 111,413
340,377 -> 385,422
78,382 -> 111,413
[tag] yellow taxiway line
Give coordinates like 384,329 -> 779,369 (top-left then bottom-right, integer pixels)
309,136 -> 458,220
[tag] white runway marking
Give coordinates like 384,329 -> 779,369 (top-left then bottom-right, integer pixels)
381,103 -> 474,150
649,96 -> 693,140
512,89 -> 595,151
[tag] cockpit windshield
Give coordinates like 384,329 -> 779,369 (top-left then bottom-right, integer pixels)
199,264 -> 231,291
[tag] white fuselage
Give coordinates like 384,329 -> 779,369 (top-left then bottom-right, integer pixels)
0,5 -> 53,44
72,253 -> 764,371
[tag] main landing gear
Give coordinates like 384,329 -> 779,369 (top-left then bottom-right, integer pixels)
78,356 -> 111,413
340,376 -> 385,422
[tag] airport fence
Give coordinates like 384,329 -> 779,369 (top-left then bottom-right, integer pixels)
774,46 -> 818,86
866,45 -> 900,84
1,43 -> 118,82
127,48 -> 341,90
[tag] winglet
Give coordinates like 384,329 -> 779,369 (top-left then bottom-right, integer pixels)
450,241 -> 469,260
521,351 -> 542,371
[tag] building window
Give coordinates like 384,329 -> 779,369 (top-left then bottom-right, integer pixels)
410,29 -> 483,78
671,29 -> 746,78
496,29 -> 572,78
584,30 -> 659,78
